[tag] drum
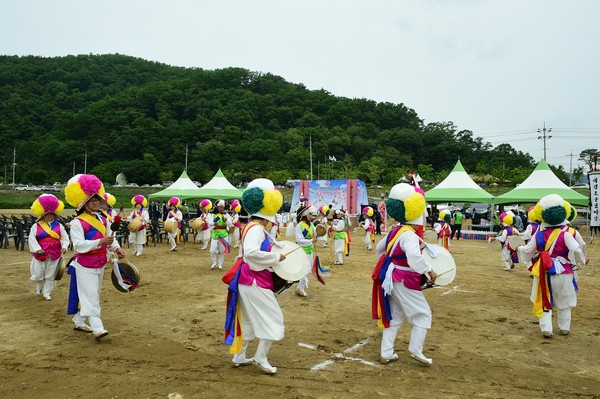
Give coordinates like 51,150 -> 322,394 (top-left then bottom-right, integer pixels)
127,218 -> 142,232
422,243 -> 456,287
357,225 -> 367,235
488,238 -> 502,251
111,259 -> 141,293
54,257 -> 66,281
508,235 -> 525,250
316,224 -> 327,237
270,240 -> 309,282
191,218 -> 206,232
164,219 -> 178,233
424,229 -> 437,243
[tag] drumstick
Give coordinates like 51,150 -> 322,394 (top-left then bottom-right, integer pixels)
283,246 -> 302,257
425,268 -> 455,282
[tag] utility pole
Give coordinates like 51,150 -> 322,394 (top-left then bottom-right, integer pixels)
12,147 -> 16,185
537,121 -> 552,161
309,135 -> 313,180
567,149 -> 574,186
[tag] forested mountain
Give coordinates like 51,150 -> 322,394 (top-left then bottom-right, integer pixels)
0,54 -> 539,186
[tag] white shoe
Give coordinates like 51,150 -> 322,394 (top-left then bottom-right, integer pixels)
410,352 -> 432,366
253,359 -> 277,374
380,353 -> 399,365
542,331 -> 553,338
295,288 -> 307,297
218,265 -> 223,270
211,264 -> 217,269
232,357 -> 253,367
43,295 -> 52,301
73,324 -> 92,333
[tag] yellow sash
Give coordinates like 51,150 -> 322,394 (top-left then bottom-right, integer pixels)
77,213 -> 107,237
38,220 -> 60,240
531,228 -> 561,317
386,225 -> 414,254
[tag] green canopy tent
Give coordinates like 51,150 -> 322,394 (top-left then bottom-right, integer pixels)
425,160 -> 494,204
194,169 -> 243,200
148,170 -> 204,200
495,159 -> 589,206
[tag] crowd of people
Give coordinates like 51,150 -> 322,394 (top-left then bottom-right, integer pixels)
24,173 -> 590,375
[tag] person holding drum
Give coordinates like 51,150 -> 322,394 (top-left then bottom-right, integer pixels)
362,206 -> 375,251
64,174 -> 125,339
197,199 -> 212,250
490,212 -> 520,271
208,200 -> 233,270
372,183 -> 437,366
166,197 -> 183,252
28,194 -> 70,301
519,194 -> 588,338
332,209 -> 349,265
295,204 -> 318,297
224,178 -> 286,374
316,205 -> 329,248
127,195 -> 150,256
433,209 -> 452,250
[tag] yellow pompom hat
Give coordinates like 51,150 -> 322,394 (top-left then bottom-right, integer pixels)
31,194 -> 65,220
241,178 -> 283,223
64,174 -> 106,211
103,192 -> 117,207
387,183 -> 426,224
131,195 -> 148,207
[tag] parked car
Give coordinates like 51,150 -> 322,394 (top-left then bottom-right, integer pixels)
570,183 -> 589,189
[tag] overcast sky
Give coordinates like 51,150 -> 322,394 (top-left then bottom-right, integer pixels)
3,0 -> 599,174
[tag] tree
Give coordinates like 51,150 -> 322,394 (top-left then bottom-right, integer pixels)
579,148 -> 600,171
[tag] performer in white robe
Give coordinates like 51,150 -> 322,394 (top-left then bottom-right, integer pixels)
166,197 -> 183,252
64,174 -> 125,340
225,178 -> 286,374
126,195 -> 150,256
373,183 -> 437,366
28,194 -> 70,300
362,206 -> 375,251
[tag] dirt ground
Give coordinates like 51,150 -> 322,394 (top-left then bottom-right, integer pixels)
1,213 -> 599,399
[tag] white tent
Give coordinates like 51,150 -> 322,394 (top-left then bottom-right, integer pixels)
195,169 -> 243,200
425,160 -> 494,204
495,159 -> 589,206
148,170 -> 204,200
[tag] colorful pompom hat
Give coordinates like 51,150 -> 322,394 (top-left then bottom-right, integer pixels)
200,199 -> 212,211
168,197 -> 181,208
499,211 -> 514,227
31,194 -> 65,220
438,209 -> 451,222
363,206 -> 374,217
527,205 -> 541,223
103,192 -> 117,207
131,195 -> 148,207
241,178 -> 283,223
319,205 -> 329,215
386,183 -> 426,224
65,174 -> 106,212
538,194 -> 567,227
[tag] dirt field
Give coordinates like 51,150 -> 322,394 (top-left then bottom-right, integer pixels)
1,215 -> 599,399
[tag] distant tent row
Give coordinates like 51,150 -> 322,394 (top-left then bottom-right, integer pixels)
149,169 -> 242,201
148,160 -> 589,210
425,159 -> 588,206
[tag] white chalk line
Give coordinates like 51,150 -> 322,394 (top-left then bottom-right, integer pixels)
299,338 -> 380,372
440,285 -> 475,296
